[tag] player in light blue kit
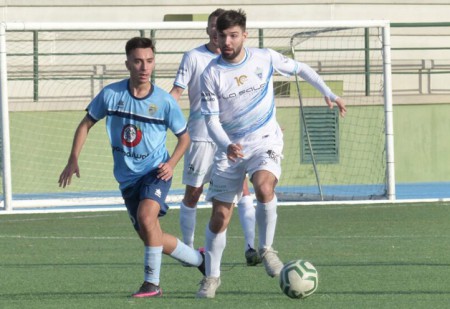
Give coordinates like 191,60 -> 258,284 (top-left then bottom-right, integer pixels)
58,37 -> 205,298
170,8 -> 261,266
197,9 -> 347,298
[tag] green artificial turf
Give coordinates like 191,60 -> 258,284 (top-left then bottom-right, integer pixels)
1,202 -> 449,308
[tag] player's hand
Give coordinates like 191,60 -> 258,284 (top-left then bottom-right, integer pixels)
325,96 -> 347,117
58,159 -> 80,188
227,143 -> 244,162
157,162 -> 173,181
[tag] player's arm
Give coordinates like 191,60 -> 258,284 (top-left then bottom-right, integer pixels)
157,131 -> 190,181
170,51 -> 190,101
269,48 -> 346,117
204,115 -> 243,162
58,114 -> 95,188
200,70 -> 243,161
169,85 -> 184,101
296,62 -> 347,117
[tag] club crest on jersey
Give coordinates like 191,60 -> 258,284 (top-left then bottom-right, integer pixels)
255,67 -> 263,79
121,124 -> 142,147
148,104 -> 157,116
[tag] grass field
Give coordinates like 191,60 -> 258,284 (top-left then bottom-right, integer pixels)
1,202 -> 450,309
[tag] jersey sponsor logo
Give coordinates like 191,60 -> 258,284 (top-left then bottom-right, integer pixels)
112,146 -> 149,160
234,74 -> 248,86
121,124 -> 143,147
221,82 -> 267,99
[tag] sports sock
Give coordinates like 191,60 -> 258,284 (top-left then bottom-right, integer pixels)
205,225 -> 227,278
170,238 -> 203,266
179,201 -> 196,248
237,195 -> 256,251
255,195 -> 278,249
144,246 -> 162,285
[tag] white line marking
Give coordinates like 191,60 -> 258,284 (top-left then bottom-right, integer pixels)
0,235 -> 135,240
0,213 -> 119,223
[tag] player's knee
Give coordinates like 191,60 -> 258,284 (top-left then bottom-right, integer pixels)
137,206 -> 159,232
138,214 -> 157,231
210,205 -> 232,233
254,183 -> 275,202
183,186 -> 203,206
209,216 -> 229,233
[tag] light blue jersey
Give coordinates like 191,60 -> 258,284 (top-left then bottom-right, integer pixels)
87,79 -> 187,189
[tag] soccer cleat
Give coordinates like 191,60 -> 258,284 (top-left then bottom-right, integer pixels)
259,247 -> 284,277
245,247 -> 262,266
196,276 -> 221,298
180,247 -> 206,275
197,248 -> 206,276
132,281 -> 162,298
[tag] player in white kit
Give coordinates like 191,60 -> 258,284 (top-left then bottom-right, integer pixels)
196,9 -> 347,298
170,9 -> 261,266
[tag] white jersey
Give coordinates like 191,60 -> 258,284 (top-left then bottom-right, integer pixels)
200,47 -> 298,147
173,44 -> 219,141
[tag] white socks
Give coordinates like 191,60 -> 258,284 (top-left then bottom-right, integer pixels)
237,195 -> 256,251
170,238 -> 203,266
255,195 -> 278,249
179,201 -> 197,248
205,225 -> 227,278
144,246 -> 162,285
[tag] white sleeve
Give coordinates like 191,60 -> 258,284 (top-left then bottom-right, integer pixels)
200,63 -> 232,150
204,114 -> 231,150
296,62 -> 338,101
268,48 -> 338,101
173,52 -> 191,89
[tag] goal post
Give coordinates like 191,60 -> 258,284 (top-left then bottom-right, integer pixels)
280,23 -> 396,201
0,20 -> 394,212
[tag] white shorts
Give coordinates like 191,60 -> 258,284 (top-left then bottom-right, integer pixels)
206,131 -> 283,204
182,141 -> 217,187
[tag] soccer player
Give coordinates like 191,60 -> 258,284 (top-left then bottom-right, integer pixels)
170,8 -> 261,266
197,9 -> 347,298
58,37 -> 205,298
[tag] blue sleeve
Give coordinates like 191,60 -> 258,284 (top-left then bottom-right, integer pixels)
86,88 -> 108,122
165,95 -> 187,136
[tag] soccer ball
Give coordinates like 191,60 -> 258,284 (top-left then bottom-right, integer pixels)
279,259 -> 318,299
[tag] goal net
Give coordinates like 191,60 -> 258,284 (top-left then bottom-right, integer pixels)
0,21 -> 394,211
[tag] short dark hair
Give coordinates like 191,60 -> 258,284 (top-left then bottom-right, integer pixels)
125,37 -> 155,56
216,9 -> 246,33
208,8 -> 226,24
